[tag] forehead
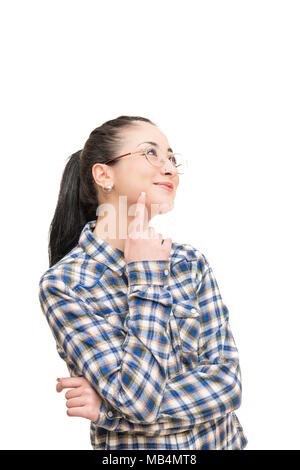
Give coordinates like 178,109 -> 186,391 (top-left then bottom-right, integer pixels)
121,122 -> 170,149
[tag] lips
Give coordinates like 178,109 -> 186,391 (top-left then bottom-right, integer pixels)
154,182 -> 174,191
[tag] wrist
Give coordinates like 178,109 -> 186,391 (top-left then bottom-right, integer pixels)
126,260 -> 171,287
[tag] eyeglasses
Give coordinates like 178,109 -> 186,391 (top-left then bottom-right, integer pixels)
103,145 -> 188,175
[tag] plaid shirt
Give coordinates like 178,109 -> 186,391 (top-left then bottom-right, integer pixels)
38,220 -> 247,450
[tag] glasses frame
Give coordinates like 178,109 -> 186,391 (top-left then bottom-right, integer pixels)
103,149 -> 187,174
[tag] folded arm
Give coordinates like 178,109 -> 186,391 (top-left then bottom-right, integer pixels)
39,255 -> 242,435
94,255 -> 242,434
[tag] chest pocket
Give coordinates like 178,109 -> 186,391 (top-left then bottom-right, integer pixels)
73,276 -> 128,333
74,274 -> 127,312
171,298 -> 201,368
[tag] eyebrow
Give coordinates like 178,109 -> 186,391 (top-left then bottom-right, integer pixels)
136,141 -> 173,153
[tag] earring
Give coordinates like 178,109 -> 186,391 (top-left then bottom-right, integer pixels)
102,184 -> 112,192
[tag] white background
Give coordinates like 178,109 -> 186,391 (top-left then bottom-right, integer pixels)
0,0 -> 299,450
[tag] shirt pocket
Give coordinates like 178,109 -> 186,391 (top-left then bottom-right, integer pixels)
73,279 -> 128,332
172,298 -> 201,367
74,278 -> 126,312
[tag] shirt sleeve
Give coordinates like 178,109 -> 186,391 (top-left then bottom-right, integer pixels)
154,254 -> 243,425
93,254 -> 243,434
39,254 -> 243,435
38,260 -> 174,428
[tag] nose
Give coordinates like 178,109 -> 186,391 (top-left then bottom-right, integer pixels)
160,156 -> 177,176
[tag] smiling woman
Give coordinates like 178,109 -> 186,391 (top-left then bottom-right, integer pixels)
38,115 -> 248,450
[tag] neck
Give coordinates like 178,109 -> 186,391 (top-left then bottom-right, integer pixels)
92,208 -> 151,253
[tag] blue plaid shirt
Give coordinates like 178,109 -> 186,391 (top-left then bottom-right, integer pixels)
38,220 -> 247,450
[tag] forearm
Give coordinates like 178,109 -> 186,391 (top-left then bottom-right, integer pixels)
93,260 -> 243,433
94,338 -> 241,432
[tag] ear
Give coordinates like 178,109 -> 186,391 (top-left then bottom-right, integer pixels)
92,163 -> 114,187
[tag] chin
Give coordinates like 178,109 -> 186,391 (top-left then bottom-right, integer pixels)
158,200 -> 174,214
148,194 -> 175,215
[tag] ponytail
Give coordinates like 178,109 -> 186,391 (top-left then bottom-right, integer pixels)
48,150 -> 87,267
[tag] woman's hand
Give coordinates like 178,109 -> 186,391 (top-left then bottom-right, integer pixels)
125,191 -> 172,263
56,376 -> 101,423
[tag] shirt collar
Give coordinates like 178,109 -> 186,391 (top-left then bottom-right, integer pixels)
79,220 -> 127,276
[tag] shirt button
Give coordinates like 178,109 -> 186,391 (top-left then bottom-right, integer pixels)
164,269 -> 169,275
107,411 -> 114,418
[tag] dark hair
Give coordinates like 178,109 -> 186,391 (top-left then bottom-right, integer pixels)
48,115 -> 156,267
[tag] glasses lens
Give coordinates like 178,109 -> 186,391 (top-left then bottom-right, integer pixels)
145,147 -> 187,174
172,153 -> 187,175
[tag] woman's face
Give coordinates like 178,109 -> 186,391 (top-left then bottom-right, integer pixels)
111,122 -> 179,219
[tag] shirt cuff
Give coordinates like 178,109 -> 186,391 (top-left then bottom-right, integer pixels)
92,399 -> 123,428
125,260 -> 171,287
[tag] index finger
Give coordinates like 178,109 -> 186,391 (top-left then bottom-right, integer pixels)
56,377 -> 86,389
134,191 -> 146,227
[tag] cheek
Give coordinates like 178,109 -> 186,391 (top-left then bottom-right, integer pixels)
116,162 -> 155,197
126,161 -> 157,185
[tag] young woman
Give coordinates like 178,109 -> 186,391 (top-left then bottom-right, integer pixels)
38,115 -> 248,450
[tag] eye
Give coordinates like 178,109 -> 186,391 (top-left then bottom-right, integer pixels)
145,147 -> 158,157
168,154 -> 177,165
